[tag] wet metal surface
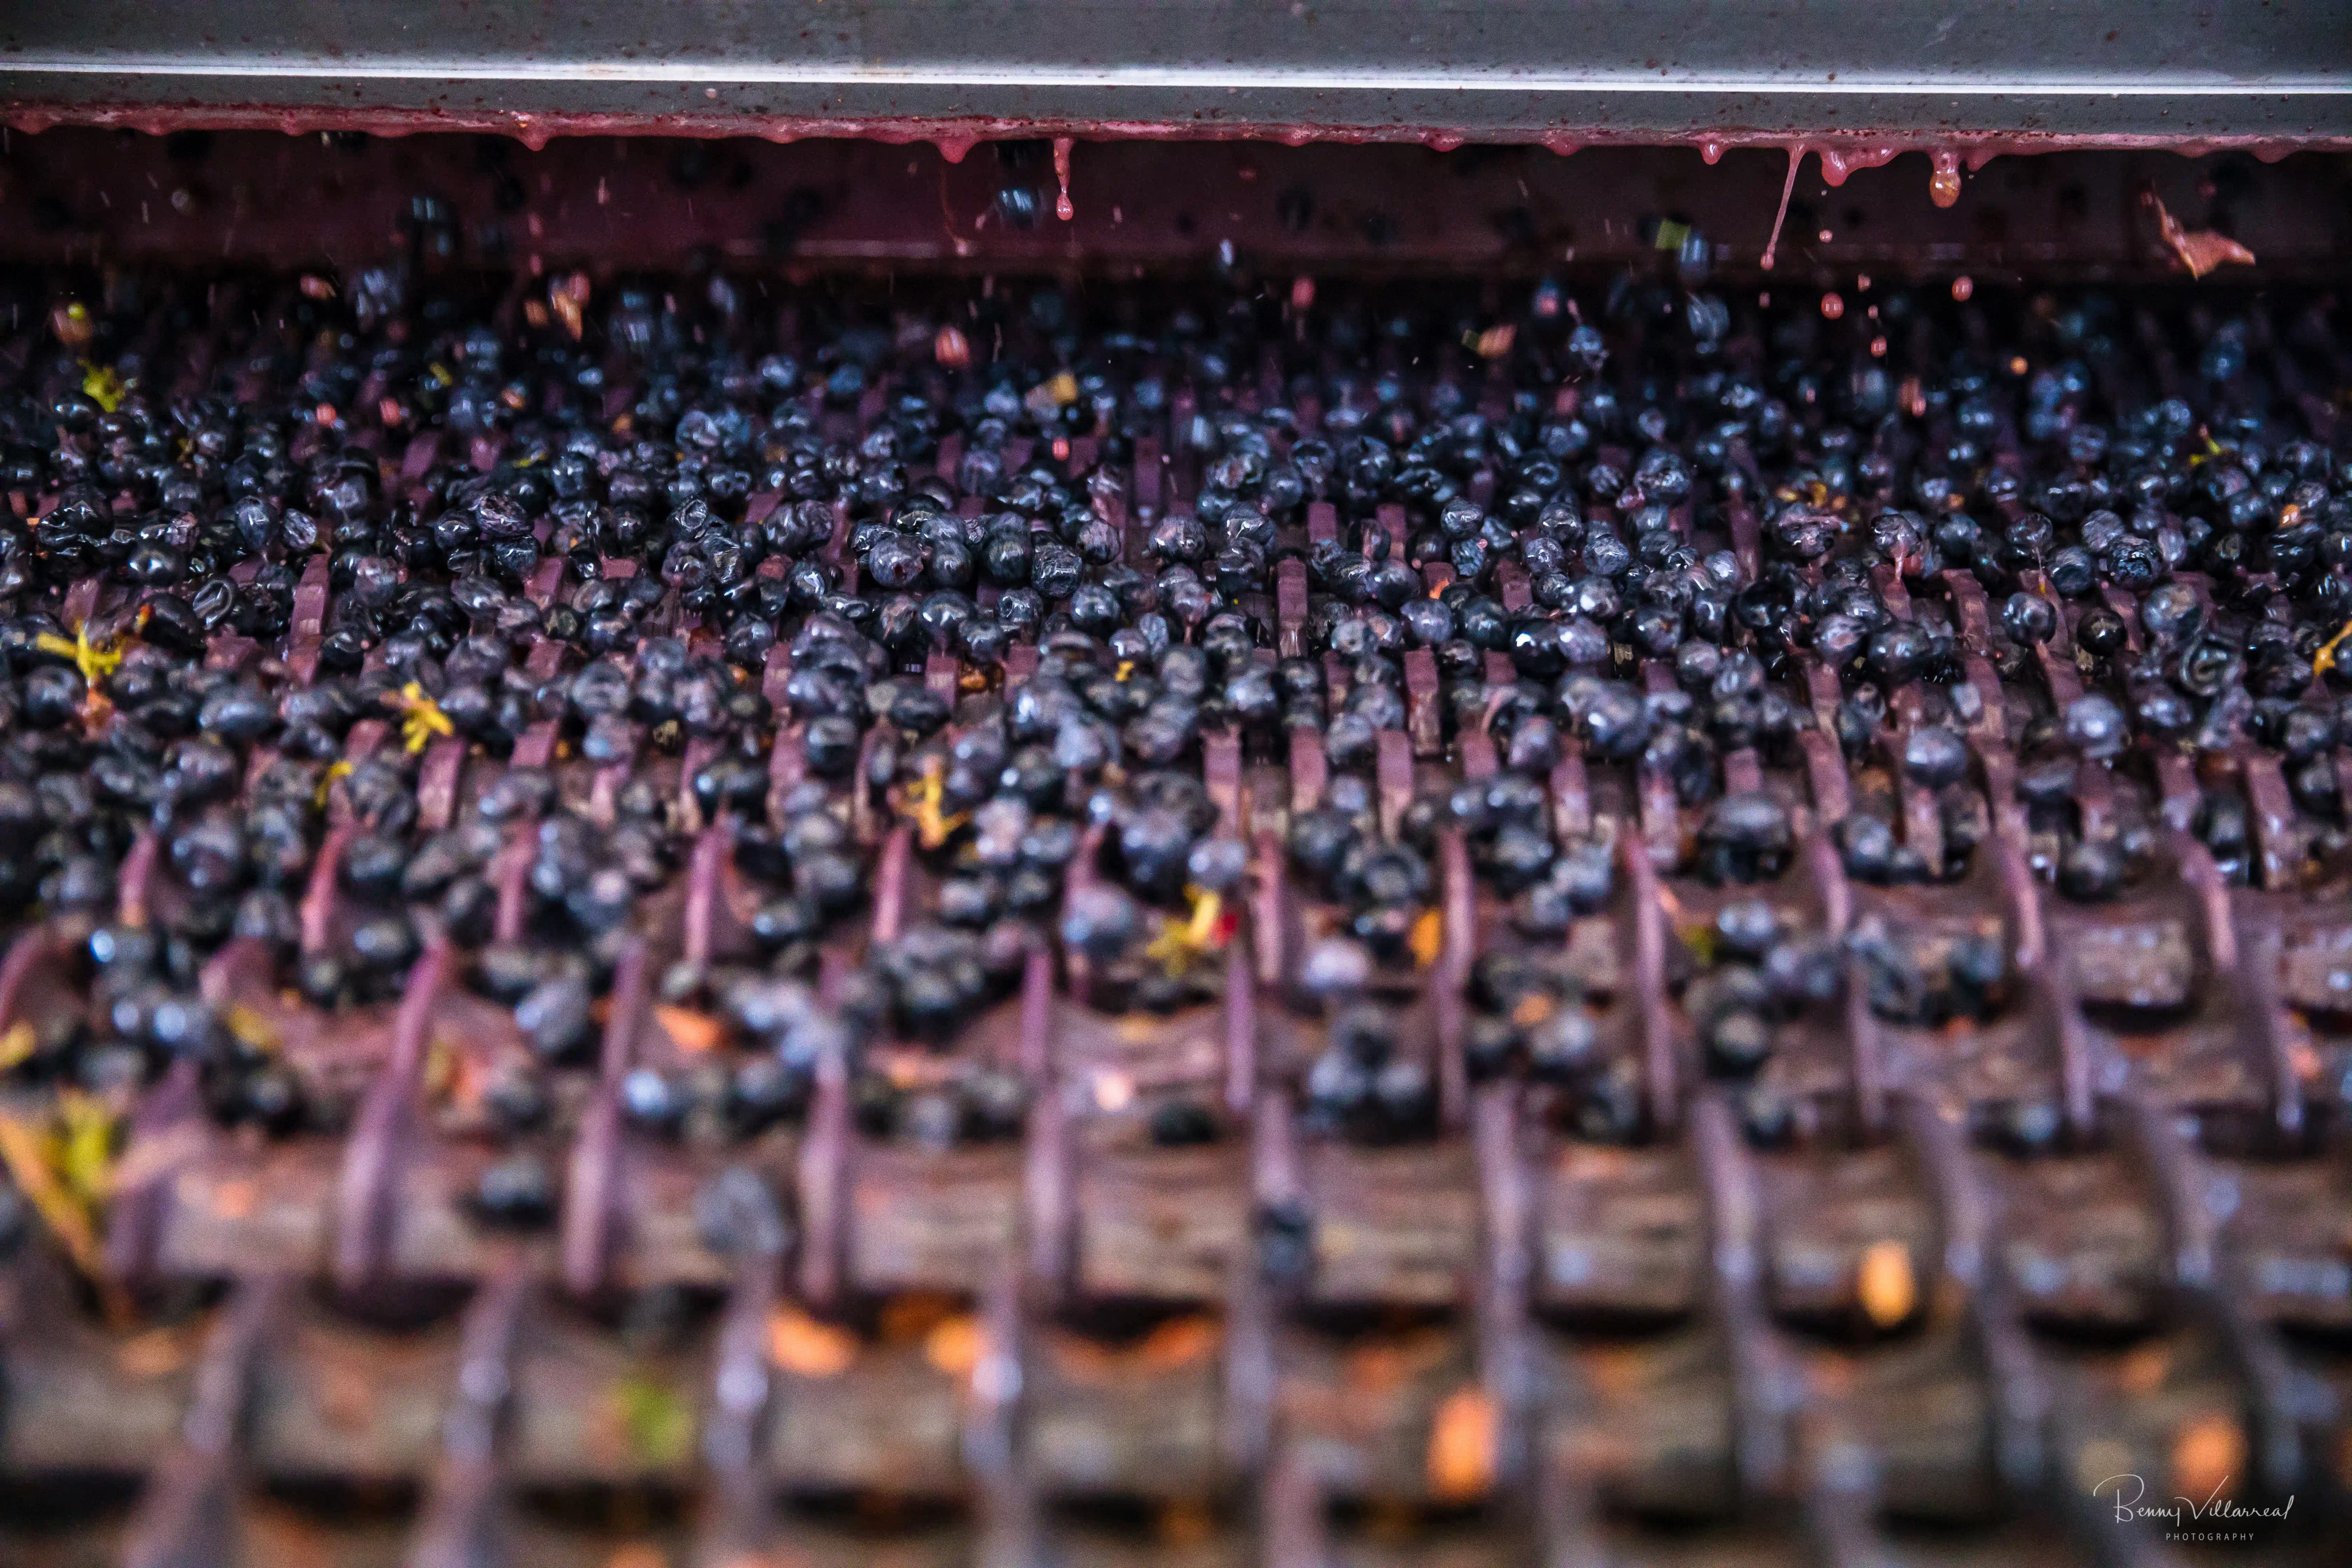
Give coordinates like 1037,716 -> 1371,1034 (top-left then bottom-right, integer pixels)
3,0 -> 2350,145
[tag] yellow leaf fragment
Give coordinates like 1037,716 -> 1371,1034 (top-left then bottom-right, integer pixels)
2314,618 -> 2352,678
923,1314 -> 982,1378
383,681 -> 456,754
612,1372 -> 694,1468
0,1090 -> 120,1282
1408,908 -> 1444,969
1856,1239 -> 1917,1329
768,1305 -> 858,1378
2172,1411 -> 2246,1503
315,758 -> 354,810
1428,1385 -> 1498,1501
892,757 -> 968,851
36,623 -> 130,688
1471,324 -> 1517,359
1143,887 -> 1231,976
655,1005 -> 725,1055
224,1004 -> 281,1055
80,362 -> 129,413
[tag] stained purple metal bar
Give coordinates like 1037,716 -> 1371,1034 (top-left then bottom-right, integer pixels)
793,1075 -> 854,1315
1727,497 -> 1762,584
104,1049 -> 204,1283
1804,833 -> 1883,1141
1798,729 -> 1851,825
697,1253 -> 784,1563
1635,667 -> 1683,864
2156,750 -> 2202,832
1276,557 -> 1309,660
489,828 -> 536,946
120,1275 -> 285,1568
1533,1461 -> 1609,1568
1457,727 -> 1498,783
298,822 -> 355,956
967,1267 -> 1044,1568
416,735 -> 466,833
587,722 -> 641,829
1887,692 -> 1944,873
2032,965 -> 2099,1149
561,937 -> 649,1299
1250,829 -> 1293,1001
1287,727 -> 1328,816
1802,1457 -> 1894,1568
1225,935 -> 1259,1119
1549,750 -> 1591,840
1204,729 -> 1245,837
1059,821 -> 1108,1006
331,941 -> 451,1295
285,552 -> 331,683
2233,928 -> 2305,1146
2240,752 -> 2299,892
677,733 -> 723,833
2117,1092 -> 2308,1499
1262,1446 -> 1330,1568
1375,728 -> 1414,841
1020,946 -> 1074,1296
59,573 -> 106,633
1804,660 -> 1844,737
1990,821 -> 2046,972
796,953 -> 856,1307
1436,829 -> 1474,1130
115,830 -> 159,930
1220,1235 -> 1278,1497
1894,1092 -> 2049,1495
1470,1081 -> 1534,1493
683,823 -> 743,973
870,822 -> 916,946
0,924 -> 71,1042
2164,832 -> 2295,1142
407,1265 -> 530,1568
1691,1094 -> 1790,1503
1620,834 -> 1681,1139
1251,1089 -> 1304,1237
1993,809 -> 2096,1141
1404,647 -> 1443,759
1720,745 -> 1763,799
1305,501 -> 1338,549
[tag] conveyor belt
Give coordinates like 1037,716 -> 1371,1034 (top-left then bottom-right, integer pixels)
0,265 -> 2347,1566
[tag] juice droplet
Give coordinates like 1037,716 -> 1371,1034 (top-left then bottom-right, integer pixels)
1760,146 -> 1804,272
1929,150 -> 1963,208
1699,138 -> 1725,166
1820,292 -> 1845,320
935,136 -> 977,165
1951,275 -> 1974,302
1052,138 -> 1075,222
1817,144 -> 1893,188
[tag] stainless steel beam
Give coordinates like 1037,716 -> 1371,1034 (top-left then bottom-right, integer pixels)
4,1 -> 2349,146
